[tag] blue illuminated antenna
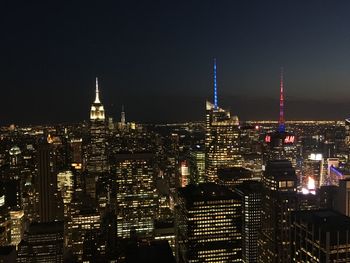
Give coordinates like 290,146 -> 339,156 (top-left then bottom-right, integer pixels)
213,58 -> 218,109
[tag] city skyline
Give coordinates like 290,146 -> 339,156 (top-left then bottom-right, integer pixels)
2,1 -> 350,124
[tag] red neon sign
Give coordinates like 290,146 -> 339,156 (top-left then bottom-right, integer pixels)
265,135 -> 271,143
284,135 -> 295,144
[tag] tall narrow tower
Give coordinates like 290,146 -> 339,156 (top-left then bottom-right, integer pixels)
213,58 -> 218,109
278,68 -> 285,133
87,78 -> 108,174
205,59 -> 242,182
121,105 -> 126,126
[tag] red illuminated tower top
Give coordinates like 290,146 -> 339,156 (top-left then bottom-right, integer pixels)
278,68 -> 285,132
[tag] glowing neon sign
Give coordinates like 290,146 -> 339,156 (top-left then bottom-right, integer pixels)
265,135 -> 271,143
284,135 -> 295,144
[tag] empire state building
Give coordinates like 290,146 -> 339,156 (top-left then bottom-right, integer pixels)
87,78 -> 108,173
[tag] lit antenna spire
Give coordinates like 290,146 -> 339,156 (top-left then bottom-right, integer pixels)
278,68 -> 285,132
214,58 -> 218,109
94,77 -> 101,103
121,105 -> 126,125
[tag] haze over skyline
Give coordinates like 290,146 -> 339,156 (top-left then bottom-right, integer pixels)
2,1 -> 350,124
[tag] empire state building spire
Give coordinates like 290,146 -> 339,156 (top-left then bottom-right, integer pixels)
94,77 -> 101,104
90,77 -> 105,121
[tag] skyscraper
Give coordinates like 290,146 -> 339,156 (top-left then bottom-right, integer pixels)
262,70 -> 298,169
113,153 -> 158,239
87,78 -> 108,174
258,160 -> 297,263
17,221 -> 64,263
205,59 -> 242,182
235,181 -> 263,263
36,140 -> 57,223
335,178 -> 350,217
176,183 -> 242,262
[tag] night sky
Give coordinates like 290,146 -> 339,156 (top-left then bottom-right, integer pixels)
2,1 -> 350,124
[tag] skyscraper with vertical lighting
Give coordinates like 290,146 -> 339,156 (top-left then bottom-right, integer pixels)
87,78 -> 108,174
262,70 -> 298,172
205,59 -> 242,182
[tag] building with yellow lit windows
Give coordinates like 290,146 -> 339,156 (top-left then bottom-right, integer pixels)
176,183 -> 242,262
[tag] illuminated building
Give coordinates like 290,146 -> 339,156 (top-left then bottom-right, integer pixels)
205,60 -> 241,182
9,146 -> 21,168
87,78 -> 108,174
17,221 -> 64,263
235,181 -> 262,263
9,209 -> 24,246
320,158 -> 341,186
0,198 -> 10,246
176,183 -> 242,263
301,153 -> 322,190
262,71 -> 298,174
67,205 -> 101,261
114,153 -> 158,239
258,160 -> 297,263
118,105 -> 126,130
57,170 -> 73,219
69,138 -> 82,168
179,160 -> 189,187
239,124 -> 263,171
190,147 -> 206,183
345,118 -> 350,162
291,209 -> 350,262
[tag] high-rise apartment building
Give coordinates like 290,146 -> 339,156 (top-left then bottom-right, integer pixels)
176,183 -> 242,263
258,160 -> 297,263
113,153 -> 158,239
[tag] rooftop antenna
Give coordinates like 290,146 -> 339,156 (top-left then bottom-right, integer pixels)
214,58 -> 218,109
278,68 -> 285,132
94,77 -> 101,104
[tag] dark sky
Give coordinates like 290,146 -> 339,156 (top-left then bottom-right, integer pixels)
2,1 -> 350,124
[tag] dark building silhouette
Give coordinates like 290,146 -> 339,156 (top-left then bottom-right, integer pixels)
291,209 -> 350,262
125,240 -> 175,263
258,160 -> 297,263
17,221 -> 64,262
36,140 -> 57,223
334,178 -> 350,217
0,245 -> 16,262
218,167 -> 254,189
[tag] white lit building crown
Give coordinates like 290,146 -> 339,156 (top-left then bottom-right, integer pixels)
90,77 -> 105,120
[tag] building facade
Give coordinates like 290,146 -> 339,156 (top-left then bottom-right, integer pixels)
176,183 -> 242,262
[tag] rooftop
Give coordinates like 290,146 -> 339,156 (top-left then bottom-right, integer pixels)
178,183 -> 239,202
